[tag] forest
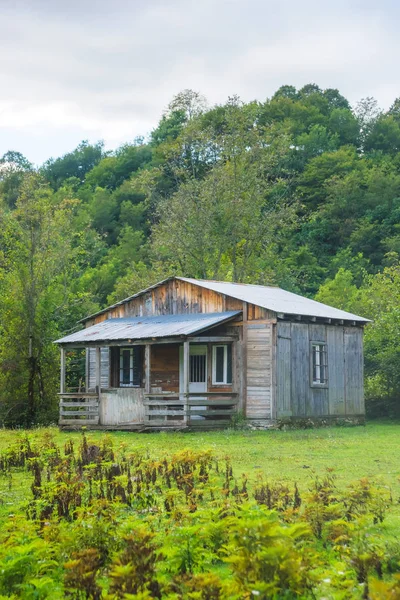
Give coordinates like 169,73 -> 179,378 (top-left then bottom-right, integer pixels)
1,83 -> 400,426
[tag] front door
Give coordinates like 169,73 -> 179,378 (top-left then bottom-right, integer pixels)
180,345 -> 207,419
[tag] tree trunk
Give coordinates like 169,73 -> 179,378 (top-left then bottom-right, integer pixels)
27,355 -> 36,426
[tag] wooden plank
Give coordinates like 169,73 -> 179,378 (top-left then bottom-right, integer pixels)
276,322 -> 291,417
187,336 -> 237,343
242,302 -> 248,415
100,388 -> 145,426
60,406 -> 99,417
308,323 -> 326,343
145,409 -> 185,416
144,420 -> 185,427
150,344 -> 179,392
290,323 -> 309,416
310,386 -> 329,416
58,393 -> 99,398
188,409 -> 237,416
59,418 -> 100,425
327,326 -> 345,415
246,323 -> 273,419
189,419 -> 232,427
143,399 -> 237,407
188,399 -> 237,406
60,401 -> 99,407
60,347 -> 66,394
88,347 -> 109,389
145,344 -> 151,394
344,327 -> 364,415
95,347 -> 101,396
183,340 -> 190,425
188,391 -> 238,397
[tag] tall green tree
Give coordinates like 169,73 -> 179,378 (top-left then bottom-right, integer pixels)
0,175 -> 94,425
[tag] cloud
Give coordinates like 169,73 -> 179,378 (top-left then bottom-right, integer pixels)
0,0 -> 399,164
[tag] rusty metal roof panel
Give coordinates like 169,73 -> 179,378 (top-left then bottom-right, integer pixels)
178,278 -> 370,322
55,311 -> 242,345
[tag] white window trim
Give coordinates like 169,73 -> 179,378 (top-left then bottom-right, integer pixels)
212,344 -> 231,385
310,342 -> 328,388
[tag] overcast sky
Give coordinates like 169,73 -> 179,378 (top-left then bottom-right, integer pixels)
0,0 -> 399,165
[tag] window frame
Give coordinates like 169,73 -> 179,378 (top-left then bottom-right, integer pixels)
118,346 -> 142,388
310,341 -> 328,388
212,344 -> 232,385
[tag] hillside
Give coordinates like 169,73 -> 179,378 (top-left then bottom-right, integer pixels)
1,85 -> 400,424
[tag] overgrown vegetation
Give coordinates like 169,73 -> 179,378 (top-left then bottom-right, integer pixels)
0,427 -> 398,599
2,85 -> 400,423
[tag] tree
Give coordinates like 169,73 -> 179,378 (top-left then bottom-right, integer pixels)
0,174 -> 93,425
41,141 -> 105,189
167,89 -> 207,121
355,97 -> 381,149
0,151 -> 33,208
364,115 -> 400,154
151,117 -> 297,282
272,85 -> 298,100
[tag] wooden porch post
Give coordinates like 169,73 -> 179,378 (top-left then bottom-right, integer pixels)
183,340 -> 190,425
60,347 -> 66,394
145,344 -> 151,394
95,346 -> 101,401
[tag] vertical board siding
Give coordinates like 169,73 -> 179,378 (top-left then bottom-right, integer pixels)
246,323 -> 273,419
310,386 -> 329,416
308,324 -> 329,415
100,388 -> 145,425
344,327 -> 364,414
290,323 -> 309,416
276,322 -> 292,416
151,344 -> 180,392
88,347 -> 110,389
92,280 -> 271,323
277,323 -> 364,419
308,324 -> 326,343
327,326 -> 346,415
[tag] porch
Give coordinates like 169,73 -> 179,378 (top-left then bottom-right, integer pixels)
56,312 -> 241,430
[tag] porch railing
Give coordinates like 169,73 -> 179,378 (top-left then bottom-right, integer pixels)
59,390 -> 99,426
143,392 -> 238,428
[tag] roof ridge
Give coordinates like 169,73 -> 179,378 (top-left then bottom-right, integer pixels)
180,277 -> 279,288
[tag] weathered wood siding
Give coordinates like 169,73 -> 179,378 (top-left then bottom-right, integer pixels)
276,322 -> 291,416
344,327 -> 364,415
245,323 -> 273,419
86,279 -> 254,326
87,348 -> 110,390
150,344 -> 180,392
327,327 -> 346,415
276,322 -> 364,418
99,388 -> 145,425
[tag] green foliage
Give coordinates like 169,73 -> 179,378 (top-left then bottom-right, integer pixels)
3,84 -> 400,421
41,141 -> 105,190
0,430 -> 395,599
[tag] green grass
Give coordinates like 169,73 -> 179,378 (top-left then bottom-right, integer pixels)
1,421 -> 399,517
0,421 -> 399,598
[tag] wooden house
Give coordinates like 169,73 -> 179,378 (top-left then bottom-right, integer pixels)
55,277 -> 369,429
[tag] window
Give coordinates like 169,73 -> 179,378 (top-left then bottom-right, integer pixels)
311,343 -> 328,386
118,347 -> 142,387
212,344 -> 232,385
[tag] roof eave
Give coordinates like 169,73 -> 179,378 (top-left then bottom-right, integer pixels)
55,310 -> 242,346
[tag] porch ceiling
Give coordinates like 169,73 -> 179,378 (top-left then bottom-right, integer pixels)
54,311 -> 242,346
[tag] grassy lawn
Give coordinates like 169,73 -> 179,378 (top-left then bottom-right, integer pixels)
1,420 -> 399,513
0,420 -> 399,598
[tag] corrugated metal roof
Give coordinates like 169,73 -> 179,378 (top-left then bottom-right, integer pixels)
179,278 -> 370,322
55,311 -> 242,345
79,276 -> 370,324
